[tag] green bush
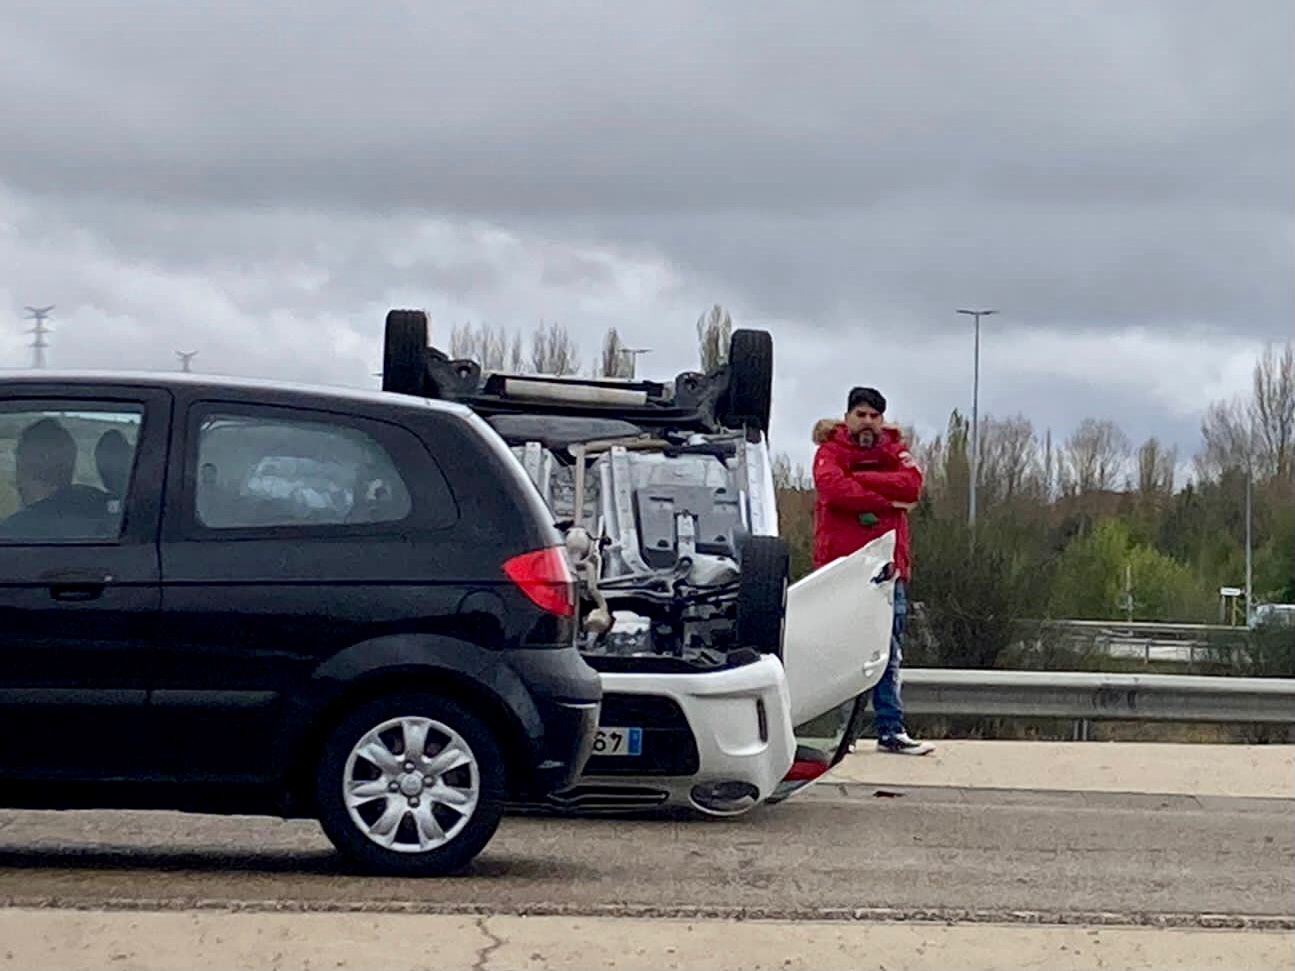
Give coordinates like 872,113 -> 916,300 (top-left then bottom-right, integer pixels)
908,516 -> 1051,669
1232,623 -> 1295,678
1048,520 -> 1212,622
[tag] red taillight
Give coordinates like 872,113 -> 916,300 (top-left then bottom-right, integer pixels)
503,547 -> 576,617
783,758 -> 831,783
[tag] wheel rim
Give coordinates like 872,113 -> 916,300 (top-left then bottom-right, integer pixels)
342,716 -> 480,854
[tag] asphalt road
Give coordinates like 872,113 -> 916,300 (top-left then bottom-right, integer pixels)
0,783 -> 1290,926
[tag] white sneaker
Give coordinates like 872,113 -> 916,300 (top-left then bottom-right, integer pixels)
877,732 -> 935,756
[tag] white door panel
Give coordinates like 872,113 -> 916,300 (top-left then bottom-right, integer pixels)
781,531 -> 896,727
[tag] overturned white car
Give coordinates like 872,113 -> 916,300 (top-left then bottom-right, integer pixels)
382,310 -> 897,815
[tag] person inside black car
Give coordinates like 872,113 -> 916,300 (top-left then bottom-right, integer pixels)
0,417 -> 115,541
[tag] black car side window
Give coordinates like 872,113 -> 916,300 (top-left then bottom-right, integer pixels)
0,403 -> 143,544
195,413 -> 414,530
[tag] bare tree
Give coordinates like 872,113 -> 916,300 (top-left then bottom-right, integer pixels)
1039,428 -> 1057,502
508,332 -> 525,372
1251,341 -> 1295,480
530,321 -> 580,376
1136,437 -> 1177,496
1195,342 -> 1294,483
449,322 -> 475,360
771,452 -> 793,491
792,460 -> 810,491
451,323 -> 512,370
696,304 -> 733,372
598,327 -> 633,378
977,415 -> 1038,505
1063,418 -> 1131,494
771,452 -> 811,491
1196,398 -> 1251,481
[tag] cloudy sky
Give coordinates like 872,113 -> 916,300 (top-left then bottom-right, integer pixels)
2,1 -> 1291,470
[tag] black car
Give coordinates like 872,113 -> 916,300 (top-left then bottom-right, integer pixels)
0,372 -> 602,875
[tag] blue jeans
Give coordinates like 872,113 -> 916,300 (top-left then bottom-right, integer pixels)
870,579 -> 907,738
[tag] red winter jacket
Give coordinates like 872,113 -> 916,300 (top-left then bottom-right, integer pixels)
811,423 -> 922,579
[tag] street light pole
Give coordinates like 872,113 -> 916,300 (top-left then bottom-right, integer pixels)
1245,414 -> 1255,625
956,309 -> 997,531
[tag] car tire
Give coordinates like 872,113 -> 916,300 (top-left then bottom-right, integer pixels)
735,535 -> 790,658
315,691 -> 506,877
720,329 -> 773,432
382,310 -> 429,395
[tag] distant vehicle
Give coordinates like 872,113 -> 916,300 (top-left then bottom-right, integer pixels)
381,310 -> 896,816
1251,603 -> 1295,629
0,372 -> 602,875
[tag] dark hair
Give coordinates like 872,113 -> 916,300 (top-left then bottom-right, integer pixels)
847,386 -> 887,414
95,429 -> 133,496
17,417 -> 77,489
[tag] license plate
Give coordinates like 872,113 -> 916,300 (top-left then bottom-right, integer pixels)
593,726 -> 642,756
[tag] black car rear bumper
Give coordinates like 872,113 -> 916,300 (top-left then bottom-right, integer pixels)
529,697 -> 600,793
504,646 -> 602,796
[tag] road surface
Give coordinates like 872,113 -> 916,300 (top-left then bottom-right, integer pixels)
0,784 -> 1288,921
1,745 -> 1290,968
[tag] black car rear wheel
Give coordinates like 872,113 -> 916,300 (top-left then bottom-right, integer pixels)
315,692 -> 505,876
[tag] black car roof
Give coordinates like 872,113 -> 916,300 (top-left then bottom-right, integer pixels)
0,369 -> 473,418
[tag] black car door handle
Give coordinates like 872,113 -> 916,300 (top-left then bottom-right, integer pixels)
50,584 -> 105,602
43,571 -> 114,602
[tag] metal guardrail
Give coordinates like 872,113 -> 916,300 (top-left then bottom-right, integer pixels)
1006,617 -> 1284,667
903,669 -> 1295,725
1021,619 -> 1245,636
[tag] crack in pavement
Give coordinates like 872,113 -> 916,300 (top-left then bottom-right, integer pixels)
472,916 -> 505,971
3,896 -> 1292,931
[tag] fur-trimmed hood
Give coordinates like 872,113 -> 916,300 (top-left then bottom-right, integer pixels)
812,418 -> 842,444
811,419 -> 904,445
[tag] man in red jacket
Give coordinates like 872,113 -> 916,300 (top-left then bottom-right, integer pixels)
812,386 -> 934,755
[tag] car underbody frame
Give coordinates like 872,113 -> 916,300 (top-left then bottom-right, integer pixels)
379,310 -> 894,815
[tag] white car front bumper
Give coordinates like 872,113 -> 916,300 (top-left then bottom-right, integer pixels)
550,655 -> 796,816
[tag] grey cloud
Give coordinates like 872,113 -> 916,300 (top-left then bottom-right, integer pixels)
0,186 -> 706,384
569,199 -> 1293,340
1,0 -> 1290,471
4,0 -> 1289,348
3,2 -> 1290,216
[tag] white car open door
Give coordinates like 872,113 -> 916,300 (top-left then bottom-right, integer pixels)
766,531 -> 897,803
781,530 -> 897,726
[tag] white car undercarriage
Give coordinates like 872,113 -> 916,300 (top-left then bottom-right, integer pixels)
381,309 -> 897,815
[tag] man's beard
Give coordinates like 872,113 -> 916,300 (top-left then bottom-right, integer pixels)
857,429 -> 877,447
